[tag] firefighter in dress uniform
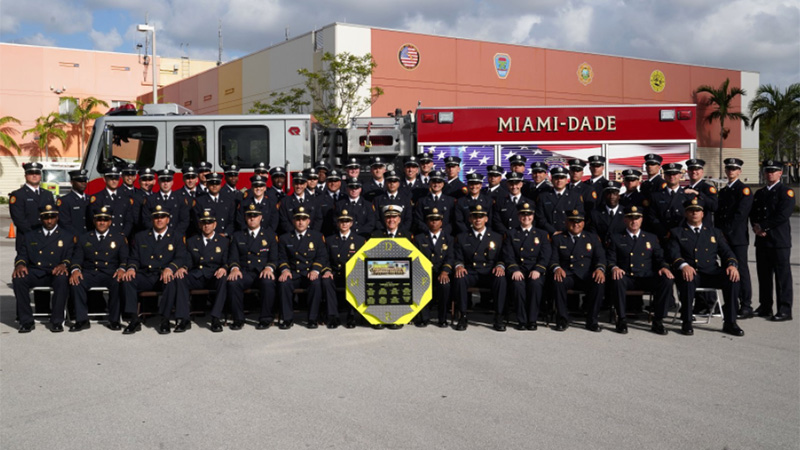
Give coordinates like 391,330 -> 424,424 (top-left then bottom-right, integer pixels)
606,205 -> 674,335
87,166 -> 133,236
640,153 -> 664,199
442,156 -> 466,200
493,171 -> 533,236
588,181 -> 626,244
413,207 -> 454,328
502,202 -> 551,331
452,205 -> 507,331
193,172 -> 237,237
336,177 -> 377,238
619,169 -> 645,209
549,209 -> 606,332
142,168 -> 191,237
522,161 -> 552,204
278,170 -> 322,234
455,172 -> 494,235
321,209 -> 366,329
482,165 -> 508,200
361,157 -> 388,202
750,160 -> 795,322
68,205 -> 129,332
57,169 -> 90,235
666,197 -> 743,336
644,162 -> 691,239
276,207 -> 329,329
535,166 -> 584,236
121,205 -> 190,335
238,174 -> 279,233
183,209 -> 231,332
373,169 -> 414,234
413,170 -> 455,236
12,203 -> 73,333
227,204 -> 280,330
715,158 -> 754,318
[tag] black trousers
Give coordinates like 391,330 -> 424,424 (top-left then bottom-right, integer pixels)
70,271 -> 123,322
731,245 -> 752,310
123,273 -> 188,320
453,271 -> 507,316
508,271 -> 546,324
278,275 -> 322,322
609,275 -> 673,321
320,276 -> 346,320
183,274 -> 228,319
14,272 -> 68,325
553,274 -> 604,327
228,271 -> 276,322
755,246 -> 793,316
675,270 -> 739,324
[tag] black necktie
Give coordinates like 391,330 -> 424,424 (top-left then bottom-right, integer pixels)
431,235 -> 437,245
250,231 -> 256,239
433,196 -> 438,202
156,234 -> 162,242
523,230 -> 529,237
694,228 -> 701,235
98,234 -> 104,242
476,233 -> 483,241
110,193 -> 115,202
632,234 -> 637,243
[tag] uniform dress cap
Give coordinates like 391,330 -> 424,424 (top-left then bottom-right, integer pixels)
326,169 -> 342,181
197,161 -> 212,173
663,163 -> 683,174
95,205 -> 113,219
624,205 -> 643,217
104,166 -> 121,177
550,166 -> 569,177
404,156 -> 420,167
588,155 -> 606,165
122,163 -> 138,175
506,171 -> 524,182
644,153 -> 663,164
205,172 -> 223,184
269,166 -> 286,177
622,169 -> 642,179
429,170 -> 446,181
337,209 -> 354,221
370,157 -> 386,167
604,181 -> 623,191
518,203 -> 534,214
293,206 -> 310,219
530,161 -> 549,172
426,207 -> 443,220
683,197 -> 704,210
486,165 -> 503,175
445,156 -> 462,166
385,170 -> 400,181
223,165 -> 240,174
567,209 -> 585,221
199,209 -> 216,222
139,167 -> 156,179
250,174 -> 267,186
568,158 -> 586,170
509,154 -> 527,165
418,152 -> 434,163
245,204 -> 262,215
39,203 -> 58,216
346,177 -> 362,187
23,162 -> 43,173
686,159 -> 705,169
69,169 -> 89,181
469,204 -> 488,216
382,204 -> 403,216
345,158 -> 360,169
723,158 -> 744,169
466,172 -> 484,183
762,160 -> 783,171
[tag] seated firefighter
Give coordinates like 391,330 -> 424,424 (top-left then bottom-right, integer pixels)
452,205 -> 507,331
606,205 -> 674,335
666,197 -> 744,337
13,203 -> 74,333
68,205 -> 129,332
321,208 -> 367,329
183,209 -> 231,332
121,205 -> 189,335
412,207 -> 454,328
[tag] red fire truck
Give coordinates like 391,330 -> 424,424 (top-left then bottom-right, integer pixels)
81,103 -> 695,193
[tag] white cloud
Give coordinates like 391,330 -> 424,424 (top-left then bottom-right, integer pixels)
89,27 -> 123,51
19,33 -> 56,47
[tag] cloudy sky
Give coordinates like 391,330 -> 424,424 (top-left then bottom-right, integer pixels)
1,0 -> 798,88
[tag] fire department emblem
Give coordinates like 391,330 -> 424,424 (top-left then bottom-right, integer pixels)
650,70 -> 666,93
577,62 -> 594,86
494,53 -> 511,79
398,44 -> 420,70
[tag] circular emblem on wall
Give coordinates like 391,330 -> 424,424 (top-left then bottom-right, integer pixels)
494,53 -> 511,79
650,69 -> 666,93
577,62 -> 594,86
398,44 -> 420,70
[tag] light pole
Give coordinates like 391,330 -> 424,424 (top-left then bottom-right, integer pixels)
137,24 -> 157,104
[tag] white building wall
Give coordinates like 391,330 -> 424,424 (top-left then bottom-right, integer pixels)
332,24 -> 373,117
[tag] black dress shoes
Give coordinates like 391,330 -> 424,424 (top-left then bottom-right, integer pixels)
158,320 -> 172,335
307,321 -> 319,329
387,324 -> 403,330
526,322 -> 538,331
256,320 -> 272,330
737,308 -> 754,319
770,313 -> 793,322
50,323 -> 64,333
108,322 -> 122,331
651,321 -> 668,335
553,321 -> 568,332
123,320 -> 141,335
585,323 -> 601,333
722,322 -> 745,336
514,323 -> 526,331
437,320 -> 449,328
493,322 -> 507,332
210,317 -> 224,332
372,324 -> 385,330
69,321 -> 90,332
615,319 -> 628,334
279,320 -> 293,330
345,318 -> 356,329
18,322 -> 35,333
755,308 -> 772,318
681,322 -> 694,336
226,320 -> 242,330
327,317 -> 340,329
454,317 -> 468,331
174,319 -> 192,333
414,319 -> 428,328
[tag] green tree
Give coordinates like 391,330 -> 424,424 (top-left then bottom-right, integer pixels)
249,88 -> 310,115
250,52 -> 383,128
748,83 -> 800,161
23,112 -> 68,159
63,96 -> 109,159
0,115 -> 23,177
695,78 -> 750,175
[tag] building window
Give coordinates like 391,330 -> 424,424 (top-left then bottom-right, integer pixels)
219,125 -> 269,168
314,31 -> 323,52
59,97 -> 78,122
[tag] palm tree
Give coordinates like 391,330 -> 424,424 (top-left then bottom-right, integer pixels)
63,96 -> 108,160
23,113 -> 68,160
695,78 -> 750,176
0,115 -> 23,176
748,83 -> 800,161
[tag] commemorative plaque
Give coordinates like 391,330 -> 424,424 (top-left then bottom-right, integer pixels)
345,238 -> 433,325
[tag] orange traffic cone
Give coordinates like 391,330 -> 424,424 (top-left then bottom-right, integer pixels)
7,222 -> 15,239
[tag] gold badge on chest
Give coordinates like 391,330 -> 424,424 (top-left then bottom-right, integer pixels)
710,236 -> 716,243
168,244 -> 174,251
57,240 -> 63,247
534,237 -> 540,245
215,246 -> 222,253
645,242 -> 651,249
110,241 -> 116,249
309,242 -> 315,250
586,243 -> 592,251
262,239 -> 267,246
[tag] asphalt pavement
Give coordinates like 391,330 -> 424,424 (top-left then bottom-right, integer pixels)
1,207 -> 798,450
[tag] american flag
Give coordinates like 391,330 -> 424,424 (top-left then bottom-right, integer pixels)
399,45 -> 419,69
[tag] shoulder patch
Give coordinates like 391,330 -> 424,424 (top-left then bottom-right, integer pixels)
192,199 -> 197,208
56,198 -> 62,207
73,236 -> 78,244
90,196 -> 96,203
789,190 -> 795,198
9,195 -> 16,204
183,236 -> 187,244
591,191 -> 597,199
661,182 -> 667,189
130,197 -> 134,205
709,186 -> 717,194
743,187 -> 750,196
462,186 -> 468,194
243,191 -> 249,199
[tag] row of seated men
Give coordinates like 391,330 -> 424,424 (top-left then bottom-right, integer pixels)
10,153 -> 792,335
13,190 -> 743,338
